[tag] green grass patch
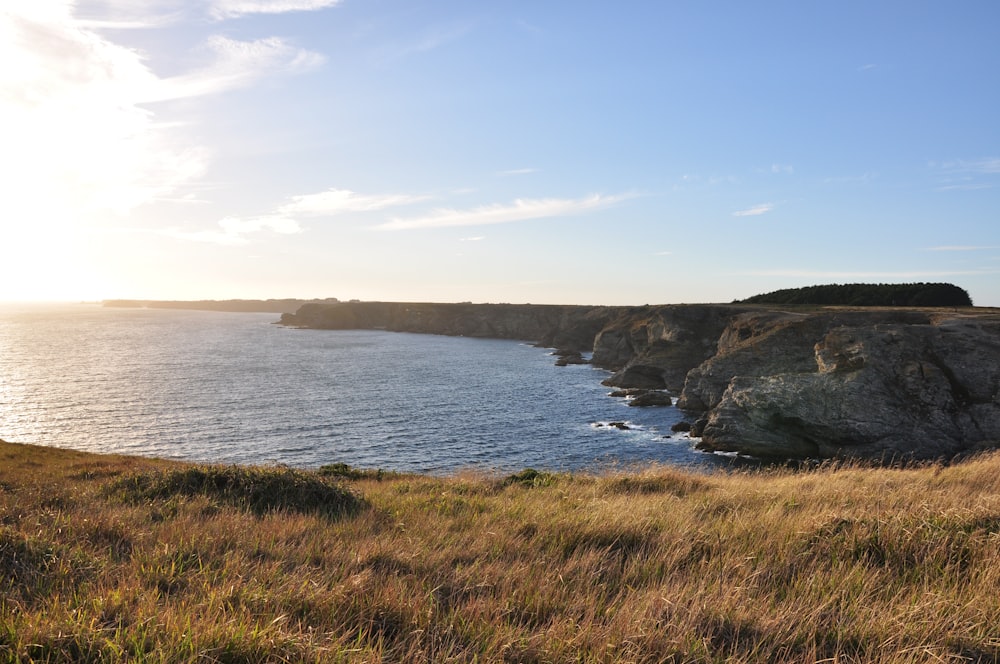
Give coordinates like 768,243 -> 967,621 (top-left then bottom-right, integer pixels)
501,467 -> 557,487
106,464 -> 365,517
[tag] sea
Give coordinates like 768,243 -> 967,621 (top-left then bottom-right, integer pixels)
0,303 -> 742,474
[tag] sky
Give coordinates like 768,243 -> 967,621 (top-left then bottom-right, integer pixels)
2,1 -> 999,306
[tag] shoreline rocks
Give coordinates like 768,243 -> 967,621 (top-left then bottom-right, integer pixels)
626,391 -> 674,407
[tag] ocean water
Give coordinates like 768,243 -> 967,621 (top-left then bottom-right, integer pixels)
0,304 -> 736,474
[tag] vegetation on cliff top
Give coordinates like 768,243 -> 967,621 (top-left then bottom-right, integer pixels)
735,282 -> 973,307
3,440 -> 1000,662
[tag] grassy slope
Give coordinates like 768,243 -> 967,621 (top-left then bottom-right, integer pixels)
2,441 -> 1000,663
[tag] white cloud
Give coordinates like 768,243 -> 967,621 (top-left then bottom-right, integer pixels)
0,3 -> 208,222
924,245 -> 1000,252
0,2 -> 325,230
209,0 -> 342,20
71,0 -> 188,27
159,215 -> 302,245
149,36 -> 324,102
377,194 -> 631,230
373,21 -> 476,64
219,215 -> 302,235
930,158 -> 1000,192
459,236 -> 485,242
733,203 -> 774,217
746,269 -> 999,279
935,182 -> 994,192
498,168 -> 538,177
939,158 -> 1000,174
163,187 -> 428,245
770,164 -> 794,175
278,189 -> 431,216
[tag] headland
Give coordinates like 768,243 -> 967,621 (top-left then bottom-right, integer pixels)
280,300 -> 1000,461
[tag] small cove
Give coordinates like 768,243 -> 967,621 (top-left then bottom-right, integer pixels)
0,304 -> 741,473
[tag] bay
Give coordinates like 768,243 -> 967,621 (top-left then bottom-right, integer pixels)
0,303 -> 734,474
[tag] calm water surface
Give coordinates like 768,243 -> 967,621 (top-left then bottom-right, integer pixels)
0,304 -> 737,473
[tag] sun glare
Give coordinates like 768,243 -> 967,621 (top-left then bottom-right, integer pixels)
0,218 -> 107,302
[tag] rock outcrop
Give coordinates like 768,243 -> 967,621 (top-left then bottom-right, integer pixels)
593,305 -> 1000,460
693,312 -> 1000,460
627,391 -> 674,407
592,305 -> 752,392
280,301 -> 1000,461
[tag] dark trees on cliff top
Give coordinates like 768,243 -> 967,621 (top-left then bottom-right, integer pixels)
736,283 -> 973,307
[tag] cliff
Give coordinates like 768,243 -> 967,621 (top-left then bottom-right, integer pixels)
280,301 -> 620,351
280,301 -> 1000,461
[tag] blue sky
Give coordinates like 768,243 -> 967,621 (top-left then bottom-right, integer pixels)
2,1 -> 998,305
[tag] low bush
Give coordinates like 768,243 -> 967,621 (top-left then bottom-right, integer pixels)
106,464 -> 365,517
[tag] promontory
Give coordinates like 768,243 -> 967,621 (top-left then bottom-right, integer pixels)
279,300 -> 1000,462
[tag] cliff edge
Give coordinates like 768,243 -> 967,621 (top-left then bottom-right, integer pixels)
280,301 -> 1000,461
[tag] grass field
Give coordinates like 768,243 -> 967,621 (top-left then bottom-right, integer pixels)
2,439 -> 999,662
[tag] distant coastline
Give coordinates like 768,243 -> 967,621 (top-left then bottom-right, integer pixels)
102,298 -> 341,314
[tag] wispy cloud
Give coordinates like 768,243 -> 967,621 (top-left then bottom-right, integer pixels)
377,194 -> 631,231
930,158 -> 1000,192
936,158 -> 1000,174
733,203 -> 774,217
770,164 -> 794,175
498,168 -> 538,177
208,0 -> 342,20
375,21 -> 475,63
935,182 -> 995,192
460,236 -> 485,242
746,269 -> 999,279
924,245 -> 1000,252
822,172 -> 878,185
278,189 -> 431,216
0,2 -> 326,227
72,0 -> 341,24
1,4 -> 206,218
858,63 -> 877,71
169,187 -> 429,244
71,0 -> 188,28
160,215 -> 302,245
150,36 -> 325,101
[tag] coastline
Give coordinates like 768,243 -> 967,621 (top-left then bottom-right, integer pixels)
279,300 -> 1000,462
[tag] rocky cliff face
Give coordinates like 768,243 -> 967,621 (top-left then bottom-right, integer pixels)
694,313 -> 1000,460
592,306 -> 1000,460
591,305 -> 753,392
281,301 -> 1000,461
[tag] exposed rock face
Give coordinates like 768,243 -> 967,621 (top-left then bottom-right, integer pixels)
695,313 -> 1000,460
281,301 -> 1000,460
592,305 -> 750,391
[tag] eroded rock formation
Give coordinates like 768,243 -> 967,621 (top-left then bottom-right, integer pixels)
598,307 -> 1000,460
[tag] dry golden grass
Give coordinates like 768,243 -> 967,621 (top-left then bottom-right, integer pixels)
2,440 -> 1000,662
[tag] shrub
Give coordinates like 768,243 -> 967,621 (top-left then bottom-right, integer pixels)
105,465 -> 365,517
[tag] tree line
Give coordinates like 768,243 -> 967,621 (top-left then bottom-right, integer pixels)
735,283 -> 973,307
